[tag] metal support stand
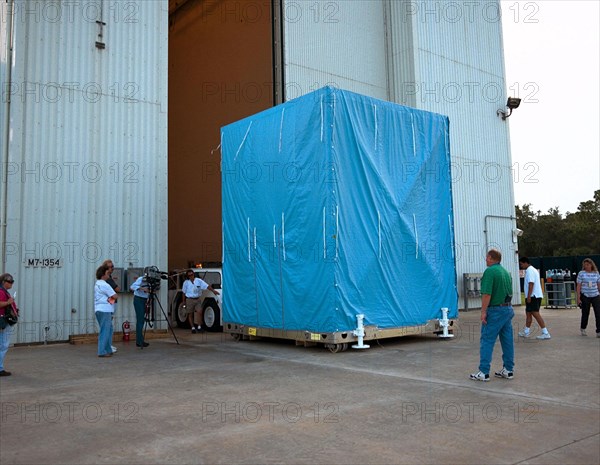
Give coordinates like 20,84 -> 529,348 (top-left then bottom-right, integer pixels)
438,307 -> 454,338
352,314 -> 370,349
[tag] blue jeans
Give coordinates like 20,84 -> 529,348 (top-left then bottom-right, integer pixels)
95,311 -> 114,356
133,296 -> 147,346
0,325 -> 15,371
479,306 -> 515,374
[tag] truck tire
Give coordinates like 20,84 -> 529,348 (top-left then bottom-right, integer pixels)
175,294 -> 190,329
202,300 -> 222,332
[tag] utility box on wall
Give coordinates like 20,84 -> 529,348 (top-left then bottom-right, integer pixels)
221,87 -> 458,342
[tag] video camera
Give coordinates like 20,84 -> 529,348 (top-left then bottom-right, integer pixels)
143,266 -> 168,291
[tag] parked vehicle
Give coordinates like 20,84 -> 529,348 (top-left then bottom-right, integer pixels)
168,267 -> 223,332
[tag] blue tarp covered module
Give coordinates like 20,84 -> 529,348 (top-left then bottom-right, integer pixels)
221,87 -> 458,334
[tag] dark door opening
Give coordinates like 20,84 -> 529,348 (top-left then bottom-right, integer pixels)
168,0 -> 280,269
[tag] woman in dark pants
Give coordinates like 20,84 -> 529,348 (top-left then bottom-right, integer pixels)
130,276 -> 150,348
576,258 -> 600,337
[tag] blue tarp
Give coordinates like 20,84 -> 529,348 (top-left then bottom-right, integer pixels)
221,87 -> 458,333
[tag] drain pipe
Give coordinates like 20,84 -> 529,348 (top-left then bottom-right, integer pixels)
352,314 -> 370,349
1,0 -> 16,269
438,307 -> 454,339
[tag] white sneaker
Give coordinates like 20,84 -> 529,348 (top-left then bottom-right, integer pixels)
469,371 -> 490,382
536,333 -> 551,340
111,345 -> 118,353
580,329 -> 587,336
494,367 -> 514,379
518,330 -> 530,338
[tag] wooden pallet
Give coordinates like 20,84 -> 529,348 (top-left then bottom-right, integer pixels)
69,330 -> 169,345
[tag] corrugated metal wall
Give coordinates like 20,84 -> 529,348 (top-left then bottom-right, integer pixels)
2,0 -> 521,344
284,0 -> 520,305
399,0 -> 521,303
2,1 -> 168,343
283,0 -> 389,100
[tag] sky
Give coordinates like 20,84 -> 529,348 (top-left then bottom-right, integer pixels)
500,0 -> 600,215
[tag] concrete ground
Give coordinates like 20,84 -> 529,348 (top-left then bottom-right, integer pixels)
1,307 -> 599,465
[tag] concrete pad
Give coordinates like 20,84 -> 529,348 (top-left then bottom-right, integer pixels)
1,307 -> 598,464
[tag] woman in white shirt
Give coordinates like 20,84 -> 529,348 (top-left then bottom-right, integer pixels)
95,264 -> 118,357
576,258 -> 600,337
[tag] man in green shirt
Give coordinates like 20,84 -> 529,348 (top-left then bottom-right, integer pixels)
470,249 -> 515,381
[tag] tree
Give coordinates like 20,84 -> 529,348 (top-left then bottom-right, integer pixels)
563,190 -> 600,255
516,190 -> 600,256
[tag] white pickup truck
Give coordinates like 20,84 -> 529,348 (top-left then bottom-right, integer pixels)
168,267 -> 223,332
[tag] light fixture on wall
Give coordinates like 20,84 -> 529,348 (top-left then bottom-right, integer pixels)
512,228 -> 524,243
497,97 -> 521,120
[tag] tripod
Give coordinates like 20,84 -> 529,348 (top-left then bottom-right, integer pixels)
143,288 -> 180,347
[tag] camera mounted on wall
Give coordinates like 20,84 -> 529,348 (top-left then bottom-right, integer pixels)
143,266 -> 168,292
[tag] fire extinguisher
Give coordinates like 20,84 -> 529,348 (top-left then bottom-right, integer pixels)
122,320 -> 131,342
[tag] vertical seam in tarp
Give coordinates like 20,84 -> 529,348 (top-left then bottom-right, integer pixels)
448,215 -> 455,259
247,218 -> 251,262
322,207 -> 326,259
335,205 -> 339,260
252,226 -> 259,321
320,96 -> 324,142
273,224 -> 276,249
378,210 -> 382,259
279,108 -> 285,153
235,121 -> 253,161
281,212 -> 286,261
411,113 -> 416,157
413,213 -> 419,259
278,226 -> 285,329
373,104 -> 378,151
332,92 -> 336,136
444,125 -> 449,163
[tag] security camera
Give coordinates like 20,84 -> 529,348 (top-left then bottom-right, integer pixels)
514,228 -> 523,237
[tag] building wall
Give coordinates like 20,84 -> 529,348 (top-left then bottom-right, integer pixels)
2,0 -> 520,344
402,1 -> 521,303
2,1 -> 168,343
284,0 -> 520,305
283,0 -> 389,100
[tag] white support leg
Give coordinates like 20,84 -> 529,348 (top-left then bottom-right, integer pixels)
438,307 -> 454,338
352,314 -> 370,349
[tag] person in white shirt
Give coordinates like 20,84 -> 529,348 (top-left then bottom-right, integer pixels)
576,258 -> 600,337
182,269 -> 219,334
94,264 -> 118,357
518,257 -> 551,340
